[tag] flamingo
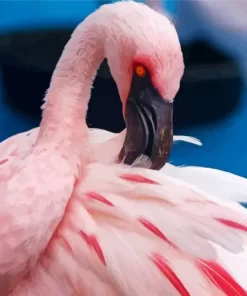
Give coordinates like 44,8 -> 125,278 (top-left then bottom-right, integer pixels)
0,1 -> 247,295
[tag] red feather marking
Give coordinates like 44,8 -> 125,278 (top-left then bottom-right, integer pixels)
89,235 -> 106,266
86,192 -> 113,206
152,253 -> 190,296
120,174 -> 159,185
79,230 -> 92,247
139,217 -> 177,249
0,159 -> 8,165
197,260 -> 247,296
215,218 -> 247,232
79,231 -> 106,266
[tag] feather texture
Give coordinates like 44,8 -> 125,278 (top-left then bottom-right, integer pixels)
1,1 -> 247,294
11,162 -> 247,295
163,164 -> 247,203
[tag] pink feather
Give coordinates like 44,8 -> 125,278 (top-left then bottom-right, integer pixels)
0,2 -> 246,295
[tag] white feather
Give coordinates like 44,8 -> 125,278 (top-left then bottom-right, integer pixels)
163,164 -> 247,204
173,135 -> 202,146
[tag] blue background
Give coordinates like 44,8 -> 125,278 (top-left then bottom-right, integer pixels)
0,0 -> 246,177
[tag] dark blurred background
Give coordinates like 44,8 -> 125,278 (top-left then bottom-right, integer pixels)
0,0 -> 246,176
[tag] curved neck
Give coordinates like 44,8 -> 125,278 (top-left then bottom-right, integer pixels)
38,18 -> 105,145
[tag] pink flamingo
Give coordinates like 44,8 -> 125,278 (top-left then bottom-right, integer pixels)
0,1 -> 247,295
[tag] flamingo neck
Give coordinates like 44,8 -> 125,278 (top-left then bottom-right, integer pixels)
38,19 -> 105,148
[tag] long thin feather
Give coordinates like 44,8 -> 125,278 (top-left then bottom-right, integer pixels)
163,164 -> 247,204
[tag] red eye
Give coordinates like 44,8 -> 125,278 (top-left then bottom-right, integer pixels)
134,64 -> 147,77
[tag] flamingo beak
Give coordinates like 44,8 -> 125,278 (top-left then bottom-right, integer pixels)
118,73 -> 173,170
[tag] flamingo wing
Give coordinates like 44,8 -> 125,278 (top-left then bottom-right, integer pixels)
162,163 -> 247,204
0,129 -> 78,294
43,162 -> 247,296
2,129 -> 246,295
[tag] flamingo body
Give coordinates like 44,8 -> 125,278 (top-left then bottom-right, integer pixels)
1,127 -> 247,295
0,1 -> 247,295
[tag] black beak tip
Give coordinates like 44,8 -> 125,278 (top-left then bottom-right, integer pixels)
119,100 -> 173,170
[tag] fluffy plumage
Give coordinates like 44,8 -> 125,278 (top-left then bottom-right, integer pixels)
0,1 -> 247,295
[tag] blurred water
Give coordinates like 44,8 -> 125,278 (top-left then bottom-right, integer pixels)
171,89 -> 247,177
0,1 -> 97,32
0,0 -> 246,177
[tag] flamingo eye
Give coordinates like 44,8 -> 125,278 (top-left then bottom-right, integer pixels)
134,64 -> 147,78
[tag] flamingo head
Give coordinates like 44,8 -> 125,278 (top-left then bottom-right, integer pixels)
102,1 -> 184,169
